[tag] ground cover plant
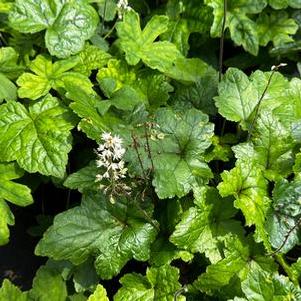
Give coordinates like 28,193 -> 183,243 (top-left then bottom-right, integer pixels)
1,0 -> 301,300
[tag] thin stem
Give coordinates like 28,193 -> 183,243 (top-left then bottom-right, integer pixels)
219,0 -> 227,82
174,286 -> 187,301
219,0 -> 227,137
0,33 -> 7,46
131,132 -> 147,179
104,21 -> 117,40
247,63 -> 286,140
144,123 -> 154,172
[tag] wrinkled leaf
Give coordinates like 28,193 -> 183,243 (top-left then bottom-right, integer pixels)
0,95 -> 75,177
35,192 -> 158,279
114,265 -> 185,301
9,0 -> 99,58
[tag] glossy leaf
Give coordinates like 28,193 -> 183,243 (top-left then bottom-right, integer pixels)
0,279 -> 27,301
87,285 -> 109,301
152,108 -> 214,199
241,269 -> 301,300
17,55 -> 93,100
116,10 -> 183,72
205,0 -> 267,55
257,11 -> 298,47
265,179 -> 301,253
170,187 -> 244,263
0,73 -> 17,102
35,192 -> 158,279
9,0 -> 99,58
0,95 -> 75,177
194,235 -> 277,294
114,265 -> 185,301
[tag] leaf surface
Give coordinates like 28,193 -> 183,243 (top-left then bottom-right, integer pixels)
114,265 -> 185,301
0,95 -> 75,177
35,192 -> 158,279
9,0 -> 99,58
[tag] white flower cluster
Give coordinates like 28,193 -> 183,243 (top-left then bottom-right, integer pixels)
117,0 -> 131,19
95,132 -> 127,182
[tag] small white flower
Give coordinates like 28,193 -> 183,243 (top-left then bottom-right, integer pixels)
101,132 -> 112,141
95,174 -> 103,182
103,171 -> 110,179
96,159 -> 105,168
102,149 -> 113,159
117,0 -> 131,19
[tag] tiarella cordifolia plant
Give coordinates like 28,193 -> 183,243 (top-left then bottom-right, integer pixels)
1,0 -> 301,300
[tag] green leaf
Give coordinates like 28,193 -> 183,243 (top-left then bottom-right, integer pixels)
252,112 -> 295,179
265,179 -> 301,253
99,85 -> 147,114
150,237 -> 193,267
273,77 -> 301,127
0,162 -> 32,207
215,68 -> 289,130
173,63 -> 218,115
218,146 -> 270,244
163,0 -> 213,55
66,85 -> 119,140
114,265 -> 185,301
241,268 -> 301,300
17,55 -> 93,100
0,162 -> 33,245
268,0 -> 301,9
137,70 -> 173,109
0,0 -> 12,13
0,73 -> 17,102
0,47 -> 24,79
165,57 -> 216,83
87,285 -> 109,301
170,187 -> 244,263
116,10 -> 183,72
215,68 -> 259,127
64,161 -> 99,193
194,235 -> 277,295
152,108 -> 214,199
73,44 -> 111,76
73,260 -> 98,293
0,95 -> 75,178
35,192 -> 158,279
205,0 -> 267,55
0,279 -> 27,301
0,200 -> 14,246
28,265 -> 67,301
97,59 -> 136,97
256,11 -> 298,47
9,0 -> 99,58
98,0 -> 117,21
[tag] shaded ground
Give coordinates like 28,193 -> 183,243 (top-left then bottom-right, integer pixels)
0,204 -> 45,290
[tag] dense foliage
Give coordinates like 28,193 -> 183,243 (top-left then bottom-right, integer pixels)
1,0 -> 301,300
